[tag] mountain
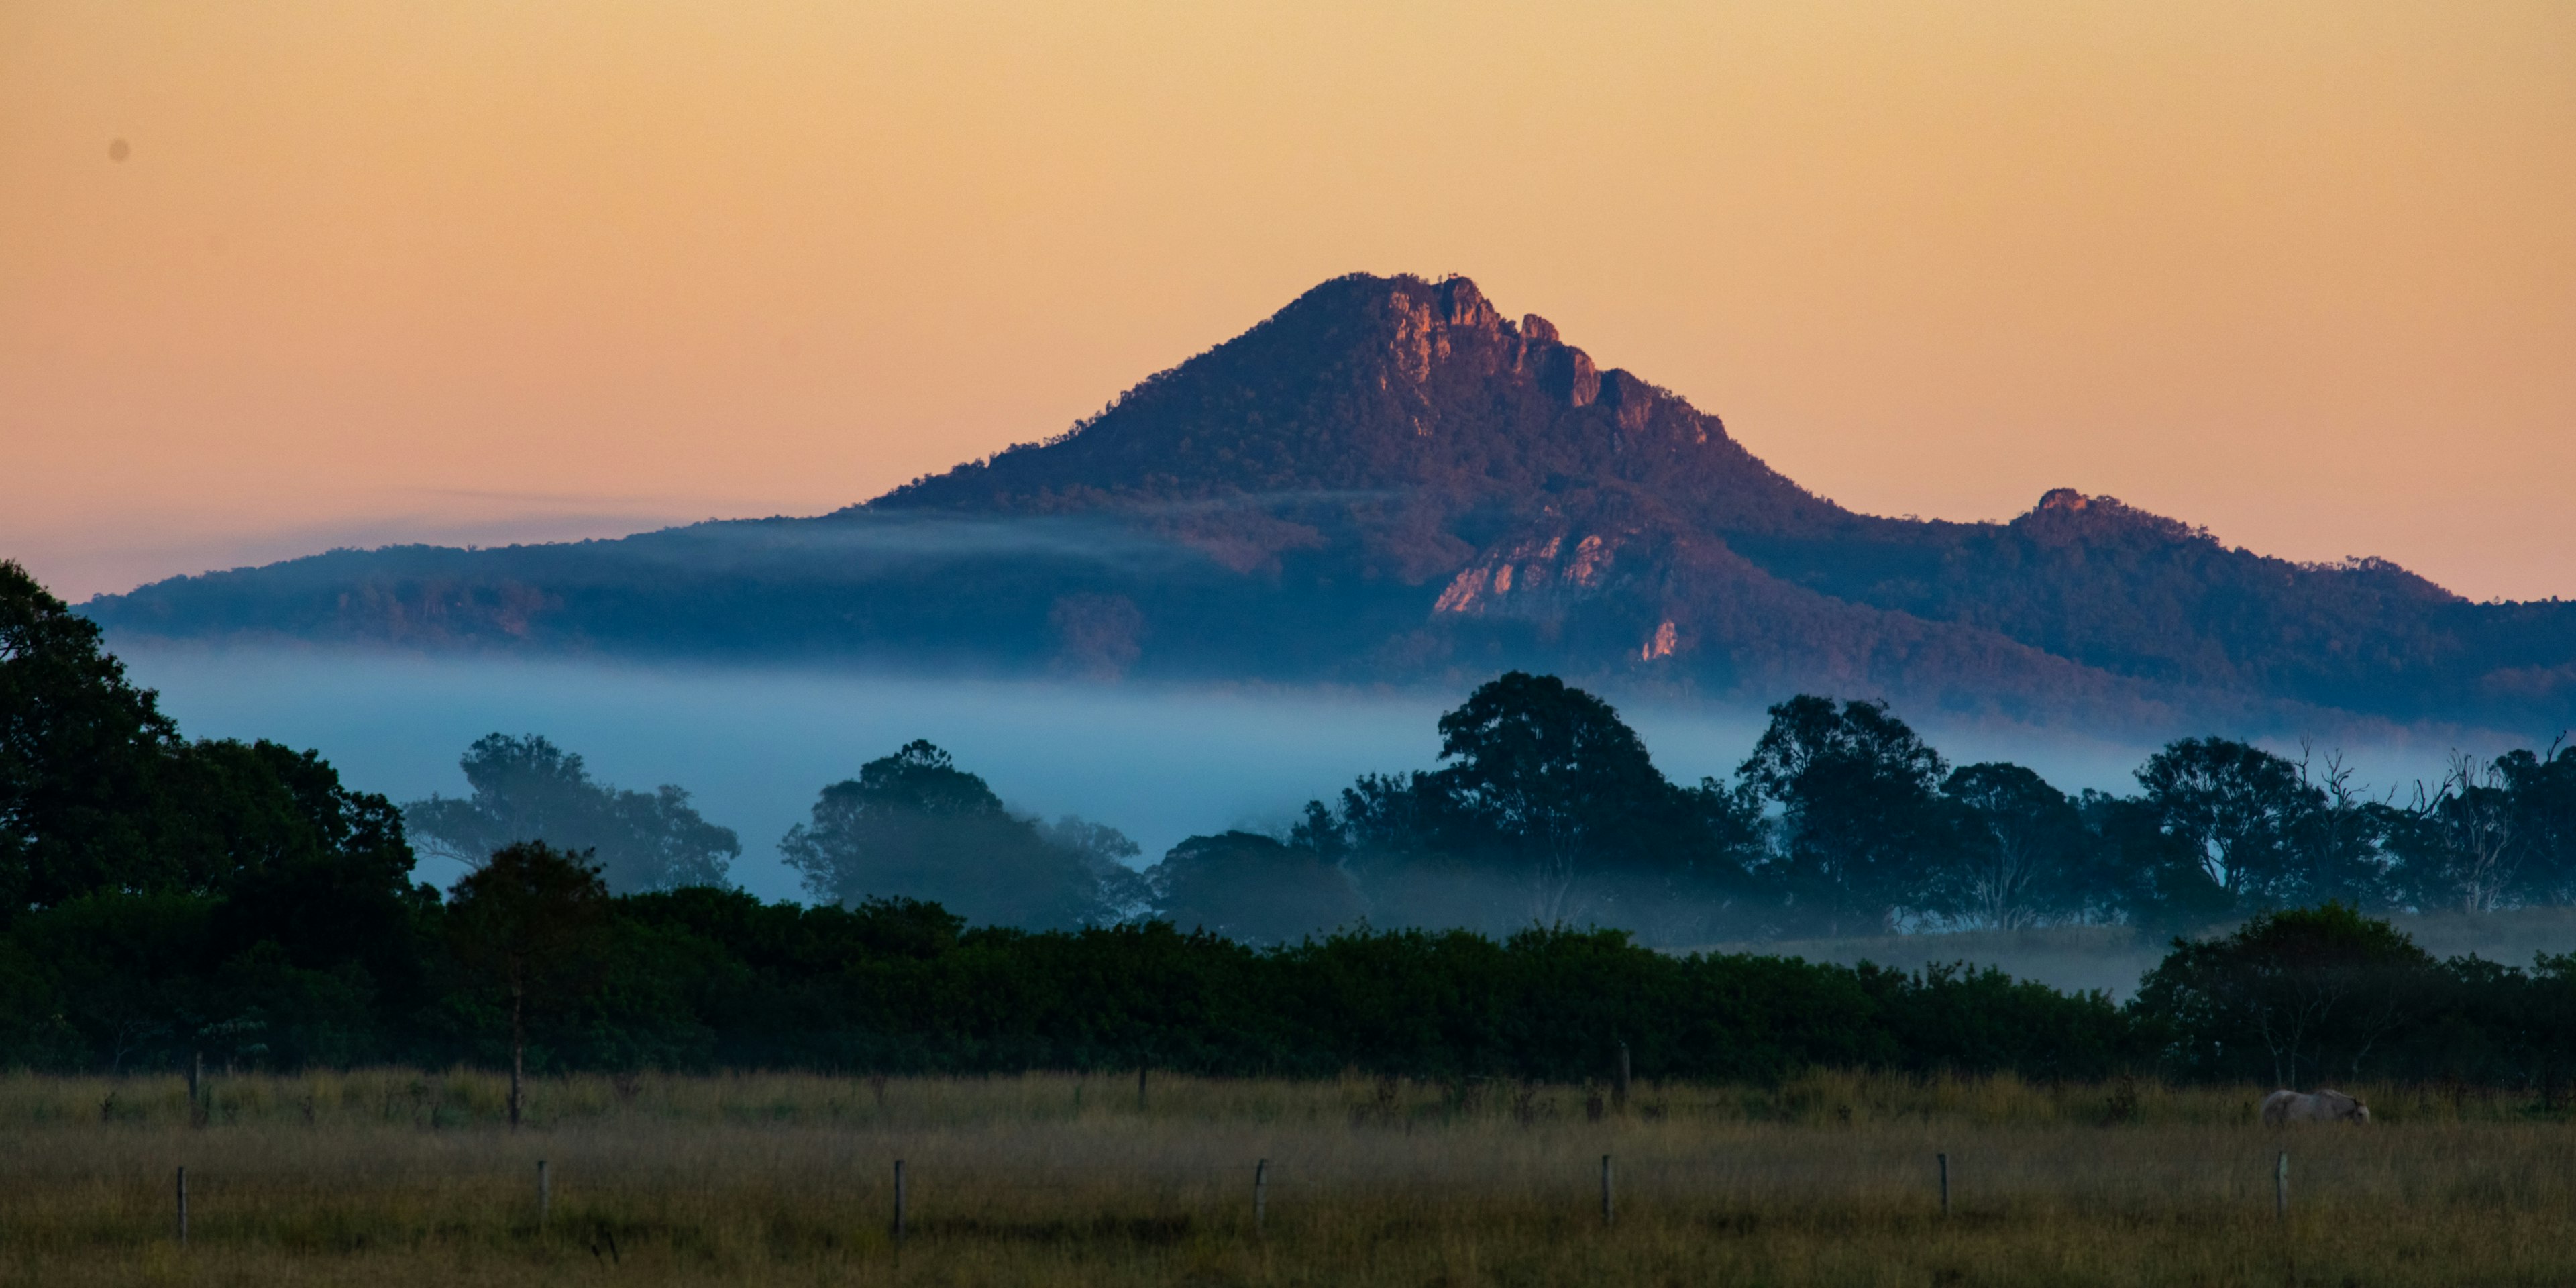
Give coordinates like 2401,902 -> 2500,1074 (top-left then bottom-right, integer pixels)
82,274 -> 2576,733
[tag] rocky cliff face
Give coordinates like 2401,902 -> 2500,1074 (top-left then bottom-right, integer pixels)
871,274 -> 1825,538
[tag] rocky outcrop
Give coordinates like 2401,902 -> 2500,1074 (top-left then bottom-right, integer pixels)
1536,343 -> 1600,408
1600,370 -> 1660,431
1433,523 -> 1629,621
1383,278 -> 1605,411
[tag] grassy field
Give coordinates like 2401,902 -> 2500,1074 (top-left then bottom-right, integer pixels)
6,1069 -> 2576,1286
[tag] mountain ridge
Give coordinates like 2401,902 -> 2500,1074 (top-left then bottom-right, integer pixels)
78,272 -> 2576,734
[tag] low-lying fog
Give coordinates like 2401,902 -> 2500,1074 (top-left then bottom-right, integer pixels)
115,643 -> 2473,928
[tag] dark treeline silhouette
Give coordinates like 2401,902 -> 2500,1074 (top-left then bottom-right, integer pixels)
13,559 -> 2576,1087
1295,677 -> 2576,945
733,670 -> 2575,951
389,673 -> 2576,943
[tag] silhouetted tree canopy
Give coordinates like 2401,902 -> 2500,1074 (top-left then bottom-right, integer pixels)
2135,737 -> 2320,906
404,733 -> 739,893
1,559 -> 181,914
1149,830 -> 1364,945
447,841 -> 609,1127
1941,761 -> 2096,930
1739,695 -> 1957,935
1430,672 -> 1698,920
2135,903 -> 2438,1086
779,740 -> 1135,930
1307,674 -> 1757,941
1039,814 -> 1152,922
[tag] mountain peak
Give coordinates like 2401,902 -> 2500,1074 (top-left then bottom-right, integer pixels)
867,272 -> 1821,531
84,272 -> 2575,731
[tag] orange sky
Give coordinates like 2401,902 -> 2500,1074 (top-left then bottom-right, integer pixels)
5,0 -> 2571,602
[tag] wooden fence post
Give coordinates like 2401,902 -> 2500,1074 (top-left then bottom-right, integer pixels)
892,1159 -> 908,1243
2275,1150 -> 2288,1223
537,1159 -> 550,1234
1938,1152 -> 1950,1217
1254,1158 -> 1269,1234
1137,1066 -> 1148,1112
1601,1154 -> 1615,1226
175,1166 -> 187,1245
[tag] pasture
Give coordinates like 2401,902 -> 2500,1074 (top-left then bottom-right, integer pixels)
4,1069 -> 2574,1286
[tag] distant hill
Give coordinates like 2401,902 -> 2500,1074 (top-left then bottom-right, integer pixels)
82,274 -> 2576,733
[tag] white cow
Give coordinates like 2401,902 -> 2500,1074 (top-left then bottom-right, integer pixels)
2259,1089 -> 2371,1126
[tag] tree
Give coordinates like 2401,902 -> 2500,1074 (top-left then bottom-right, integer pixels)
1941,762 -> 2090,929
182,739 -> 436,1046
1737,696 -> 1955,935
2288,745 -> 2399,911
1326,771 -> 1519,937
1288,799 -> 1351,864
1149,830 -> 1365,945
1334,772 -> 1444,860
2080,789 -> 2233,934
2500,740 -> 2576,904
405,734 -> 738,892
446,842 -> 608,1129
1315,680 -> 1756,941
2388,753 -> 2522,914
1426,672 -> 1699,926
154,739 -> 417,896
2134,904 -> 2437,1087
779,741 -> 1133,929
0,561 -> 181,916
1038,814 -> 1152,923
2135,737 -> 2321,908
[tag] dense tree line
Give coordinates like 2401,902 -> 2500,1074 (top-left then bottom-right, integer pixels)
13,558 -> 2576,1089
535,669 -> 2555,947
391,673 -> 2576,946
1095,677 -> 2576,949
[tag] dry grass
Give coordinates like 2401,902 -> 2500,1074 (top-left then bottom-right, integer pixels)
6,1069 -> 2575,1285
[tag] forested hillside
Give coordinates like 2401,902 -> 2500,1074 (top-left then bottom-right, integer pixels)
82,275 -> 2576,731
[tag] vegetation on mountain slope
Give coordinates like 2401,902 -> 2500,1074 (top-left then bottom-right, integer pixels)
76,273 -> 2576,727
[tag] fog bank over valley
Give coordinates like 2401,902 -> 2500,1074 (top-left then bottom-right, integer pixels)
117,644 -> 1458,901
116,643 -> 2472,913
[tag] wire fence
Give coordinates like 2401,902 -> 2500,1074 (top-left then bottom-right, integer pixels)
115,1138 -> 2562,1248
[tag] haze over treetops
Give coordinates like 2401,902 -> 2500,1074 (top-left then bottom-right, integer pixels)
88,274 -> 2576,734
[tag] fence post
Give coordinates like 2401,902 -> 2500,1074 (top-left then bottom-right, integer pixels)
537,1159 -> 550,1234
1601,1153 -> 1615,1226
1614,1042 -> 1631,1111
1254,1158 -> 1269,1234
2275,1150 -> 2288,1223
892,1159 -> 907,1243
175,1165 -> 187,1245
1137,1065 -> 1148,1112
1938,1152 -> 1950,1217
